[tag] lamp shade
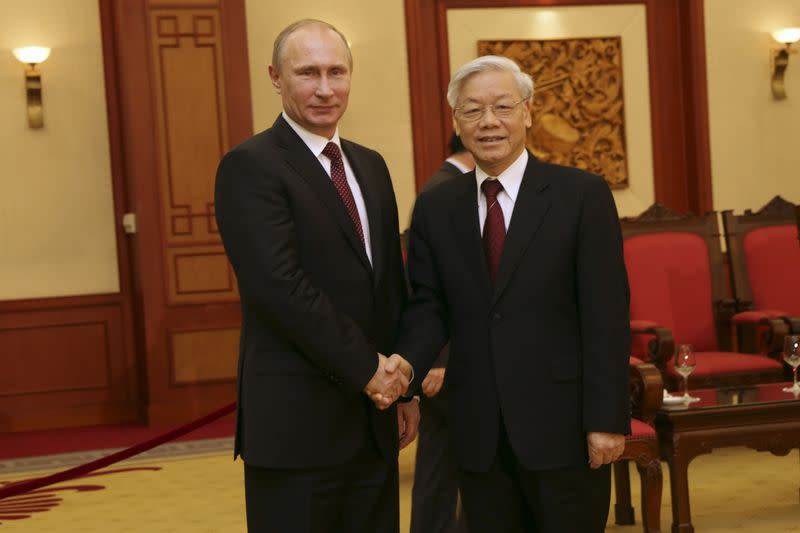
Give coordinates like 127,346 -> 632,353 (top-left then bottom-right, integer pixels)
772,28 -> 800,44
12,46 -> 51,65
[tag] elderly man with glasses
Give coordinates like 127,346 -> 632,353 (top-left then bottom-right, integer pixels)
393,56 -> 631,532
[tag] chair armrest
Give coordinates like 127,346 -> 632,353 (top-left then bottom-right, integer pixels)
630,321 -> 674,370
630,320 -> 660,331
731,310 -> 787,324
629,363 -> 663,425
732,311 -> 791,357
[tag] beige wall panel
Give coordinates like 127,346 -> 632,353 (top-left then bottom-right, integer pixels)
0,0 -> 119,300
447,5 -> 654,217
705,0 -> 800,212
170,327 -> 239,384
245,0 -> 417,226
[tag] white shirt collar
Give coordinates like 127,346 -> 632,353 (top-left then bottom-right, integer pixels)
282,111 -> 342,157
446,156 -> 471,174
475,150 -> 528,203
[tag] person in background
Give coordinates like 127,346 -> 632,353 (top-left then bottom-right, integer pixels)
409,133 -> 473,533
423,133 -> 475,192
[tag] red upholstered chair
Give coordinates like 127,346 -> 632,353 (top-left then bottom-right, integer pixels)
722,196 -> 800,360
613,360 -> 663,533
621,204 -> 783,390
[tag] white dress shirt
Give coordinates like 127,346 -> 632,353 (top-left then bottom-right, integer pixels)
475,150 -> 528,234
282,112 -> 373,265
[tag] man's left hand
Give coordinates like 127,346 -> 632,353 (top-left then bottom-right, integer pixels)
397,399 -> 420,450
587,432 -> 625,469
421,367 -> 445,397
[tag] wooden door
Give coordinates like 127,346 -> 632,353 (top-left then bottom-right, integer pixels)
105,0 -> 252,424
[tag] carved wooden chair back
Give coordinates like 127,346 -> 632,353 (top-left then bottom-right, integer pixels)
722,195 -> 800,316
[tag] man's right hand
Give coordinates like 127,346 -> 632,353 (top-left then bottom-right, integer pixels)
364,354 -> 412,410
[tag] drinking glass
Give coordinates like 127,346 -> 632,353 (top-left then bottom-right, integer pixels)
781,335 -> 800,394
675,344 -> 697,403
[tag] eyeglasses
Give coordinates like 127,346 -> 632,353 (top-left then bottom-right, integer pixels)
453,98 -> 527,122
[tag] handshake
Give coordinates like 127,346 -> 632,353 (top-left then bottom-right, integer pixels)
364,353 -> 413,409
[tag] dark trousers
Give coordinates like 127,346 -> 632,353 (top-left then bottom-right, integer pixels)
244,440 -> 399,533
458,420 -> 610,533
410,392 -> 468,533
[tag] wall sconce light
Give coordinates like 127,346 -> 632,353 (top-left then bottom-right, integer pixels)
12,46 -> 51,128
771,28 -> 800,100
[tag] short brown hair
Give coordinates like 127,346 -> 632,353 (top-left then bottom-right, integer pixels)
271,19 -> 352,73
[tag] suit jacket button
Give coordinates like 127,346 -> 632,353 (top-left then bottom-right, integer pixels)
493,312 -> 502,321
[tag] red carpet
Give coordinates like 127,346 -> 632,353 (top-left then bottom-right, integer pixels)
0,414 -> 235,461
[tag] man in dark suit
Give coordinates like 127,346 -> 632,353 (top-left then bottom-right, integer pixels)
410,133 -> 472,533
215,19 -> 417,533
395,56 -> 631,532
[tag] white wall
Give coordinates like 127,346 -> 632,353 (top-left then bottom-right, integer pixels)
245,0 -> 417,225
705,0 -> 800,212
0,0 -> 119,300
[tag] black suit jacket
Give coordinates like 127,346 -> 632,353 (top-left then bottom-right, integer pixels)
424,161 -> 463,193
421,160 -> 464,369
396,152 -> 631,473
215,115 -> 406,468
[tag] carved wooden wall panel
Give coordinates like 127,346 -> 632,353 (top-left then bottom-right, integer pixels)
478,37 -> 629,188
150,7 -> 238,304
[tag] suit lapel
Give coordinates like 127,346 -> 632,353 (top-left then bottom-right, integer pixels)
342,140 -> 383,283
492,155 -> 551,306
449,172 -> 492,301
275,117 -> 372,273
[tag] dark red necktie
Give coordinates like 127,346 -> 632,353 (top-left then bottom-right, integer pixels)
322,142 -> 365,245
481,179 -> 506,284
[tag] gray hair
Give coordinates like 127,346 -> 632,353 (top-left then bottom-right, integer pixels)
447,55 -> 534,108
272,19 -> 352,73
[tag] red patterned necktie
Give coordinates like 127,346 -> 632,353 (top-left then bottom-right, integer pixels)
322,142 -> 365,245
481,179 -> 506,284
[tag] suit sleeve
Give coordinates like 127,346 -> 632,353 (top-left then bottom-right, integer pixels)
215,150 -> 377,394
577,176 -> 631,434
394,192 -> 450,389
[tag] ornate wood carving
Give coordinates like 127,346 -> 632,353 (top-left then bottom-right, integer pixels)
630,362 -> 664,424
625,202 -> 690,222
746,194 -> 796,217
656,396 -> 800,531
619,437 -> 663,532
150,7 -> 238,304
478,37 -> 629,188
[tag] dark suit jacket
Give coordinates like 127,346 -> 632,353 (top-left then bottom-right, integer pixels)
215,115 -> 407,469
396,152 -> 631,473
421,160 -> 465,369
424,161 -> 464,194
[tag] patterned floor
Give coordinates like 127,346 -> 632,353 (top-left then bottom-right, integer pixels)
0,443 -> 798,531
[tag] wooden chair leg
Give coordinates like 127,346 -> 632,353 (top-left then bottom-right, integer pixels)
636,456 -> 663,533
614,459 -> 635,525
